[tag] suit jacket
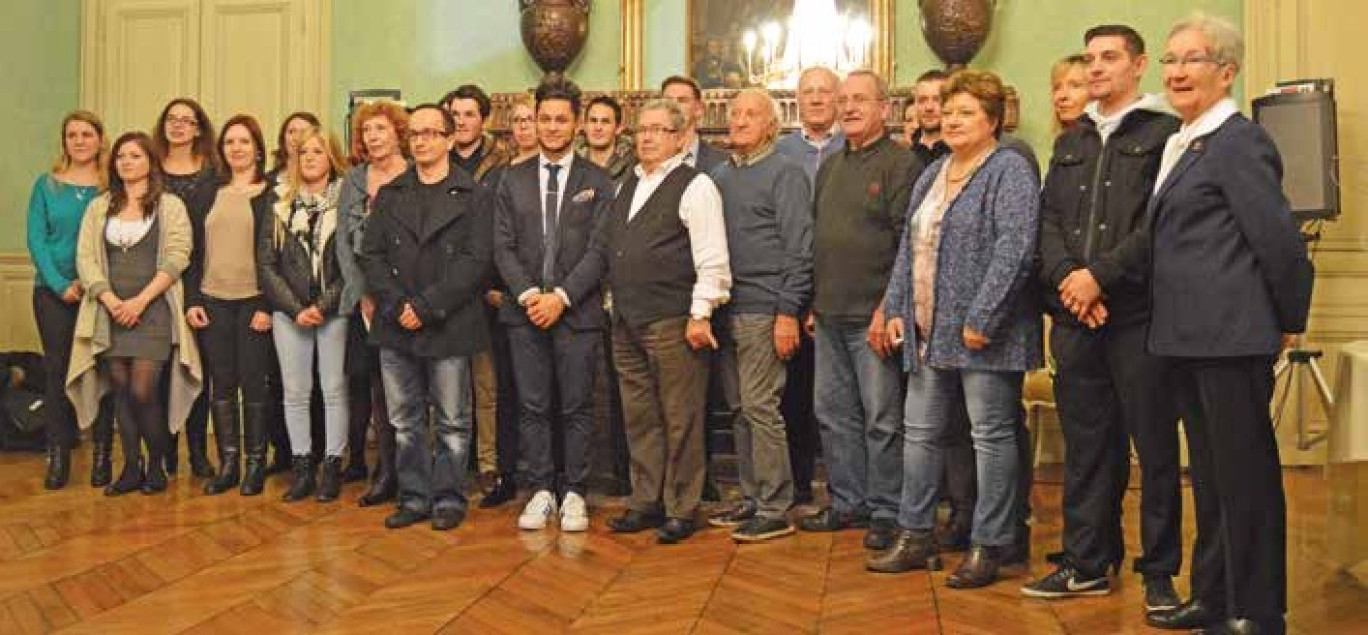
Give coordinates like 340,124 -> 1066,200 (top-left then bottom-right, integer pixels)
690,136 -> 727,175
1147,114 -> 1313,358
360,163 -> 493,359
493,155 -> 615,330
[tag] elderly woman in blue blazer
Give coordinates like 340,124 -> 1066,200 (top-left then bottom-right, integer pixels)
1143,15 -> 1312,635
866,69 -> 1042,589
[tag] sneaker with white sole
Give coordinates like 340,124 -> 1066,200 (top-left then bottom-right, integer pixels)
1020,564 -> 1112,599
518,490 -> 558,530
560,491 -> 589,532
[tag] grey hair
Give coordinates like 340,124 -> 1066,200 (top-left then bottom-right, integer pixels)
1169,12 -> 1244,71
734,88 -> 783,125
798,66 -> 841,88
638,98 -> 688,133
846,69 -> 889,100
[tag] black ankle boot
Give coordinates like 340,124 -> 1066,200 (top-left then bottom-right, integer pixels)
44,446 -> 71,490
90,411 -> 113,488
358,422 -> 396,507
947,545 -> 1004,589
204,400 -> 241,495
282,455 -> 316,502
239,402 -> 269,496
316,456 -> 343,502
165,433 -> 180,477
187,425 -> 214,479
141,455 -> 168,494
105,456 -> 144,497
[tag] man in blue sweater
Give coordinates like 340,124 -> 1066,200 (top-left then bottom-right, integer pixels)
708,89 -> 813,542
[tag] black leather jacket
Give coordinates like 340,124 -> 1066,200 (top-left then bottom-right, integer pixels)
255,184 -> 344,318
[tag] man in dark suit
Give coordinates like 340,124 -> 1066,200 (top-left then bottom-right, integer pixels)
493,80 -> 616,533
1144,16 -> 1313,635
361,104 -> 494,532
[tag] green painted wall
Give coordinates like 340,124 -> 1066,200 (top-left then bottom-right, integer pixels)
4,0 -> 82,253
331,0 -> 620,130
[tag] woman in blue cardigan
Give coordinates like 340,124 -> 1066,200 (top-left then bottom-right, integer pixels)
26,110 -> 115,490
866,70 -> 1043,588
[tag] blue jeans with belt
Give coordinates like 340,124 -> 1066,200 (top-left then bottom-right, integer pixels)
379,349 -> 473,515
899,366 -> 1023,547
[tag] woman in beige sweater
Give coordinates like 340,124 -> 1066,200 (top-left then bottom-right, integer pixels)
67,131 -> 202,496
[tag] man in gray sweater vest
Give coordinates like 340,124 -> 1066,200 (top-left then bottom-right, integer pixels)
707,89 -> 813,543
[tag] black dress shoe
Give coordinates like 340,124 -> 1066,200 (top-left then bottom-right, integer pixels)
946,545 -> 1003,589
608,509 -> 664,533
657,517 -> 696,544
384,508 -> 431,529
431,509 -> 466,531
1146,599 -> 1224,631
798,507 -> 870,532
1197,617 -> 1285,635
478,474 -> 517,508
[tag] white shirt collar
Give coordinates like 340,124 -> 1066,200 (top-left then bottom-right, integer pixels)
539,151 -> 574,174
1176,97 -> 1239,146
634,152 -> 686,180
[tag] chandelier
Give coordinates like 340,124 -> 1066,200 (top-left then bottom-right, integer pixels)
741,0 -> 873,88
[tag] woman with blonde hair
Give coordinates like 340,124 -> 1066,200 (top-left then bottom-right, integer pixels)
505,95 -> 539,165
256,129 -> 350,503
27,110 -> 114,489
67,131 -> 202,496
1051,54 -> 1090,134
337,100 -> 408,505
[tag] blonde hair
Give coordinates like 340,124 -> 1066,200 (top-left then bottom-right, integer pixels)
275,129 -> 346,249
51,110 -> 109,189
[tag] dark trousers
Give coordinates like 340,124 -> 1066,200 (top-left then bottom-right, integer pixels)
781,333 -> 819,498
492,318 -> 520,476
1053,321 -> 1183,578
33,287 -> 79,448
199,297 -> 271,405
591,309 -> 630,492
507,324 -> 599,495
613,315 -> 710,519
1171,355 -> 1286,621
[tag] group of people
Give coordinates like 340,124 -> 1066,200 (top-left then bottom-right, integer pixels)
26,11 -> 1309,634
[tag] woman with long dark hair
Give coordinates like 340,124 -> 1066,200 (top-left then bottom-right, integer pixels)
184,115 -> 274,496
336,100 -> 408,505
269,111 -> 322,183
153,97 -> 218,478
67,132 -> 202,496
27,110 -> 114,489
257,129 -> 350,503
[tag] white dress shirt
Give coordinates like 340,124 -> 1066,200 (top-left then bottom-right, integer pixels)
629,152 -> 732,319
517,151 -> 578,308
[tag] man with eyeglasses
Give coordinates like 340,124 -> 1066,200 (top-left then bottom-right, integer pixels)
1023,24 -> 1183,613
360,104 -> 494,532
801,70 -> 921,552
441,83 -> 520,509
604,98 -> 731,545
492,79 -> 616,534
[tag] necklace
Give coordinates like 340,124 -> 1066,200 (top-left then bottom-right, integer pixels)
945,144 -> 996,184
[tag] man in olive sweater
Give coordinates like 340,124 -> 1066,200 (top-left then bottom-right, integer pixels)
802,70 -> 924,551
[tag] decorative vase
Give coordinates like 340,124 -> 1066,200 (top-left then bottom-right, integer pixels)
519,0 -> 591,82
919,0 -> 994,69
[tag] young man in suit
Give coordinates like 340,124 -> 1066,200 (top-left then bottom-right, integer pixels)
661,75 -> 726,174
493,80 -> 617,532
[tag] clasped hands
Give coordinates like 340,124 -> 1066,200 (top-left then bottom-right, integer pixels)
100,291 -> 150,328
524,292 -> 566,329
1059,268 -> 1108,329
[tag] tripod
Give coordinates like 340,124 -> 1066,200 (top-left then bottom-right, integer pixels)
1272,340 -> 1336,451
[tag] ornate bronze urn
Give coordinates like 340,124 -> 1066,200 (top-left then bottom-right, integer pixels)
520,0 -> 591,82
919,0 -> 995,69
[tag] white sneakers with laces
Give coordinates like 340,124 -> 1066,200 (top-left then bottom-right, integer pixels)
518,490 -> 558,530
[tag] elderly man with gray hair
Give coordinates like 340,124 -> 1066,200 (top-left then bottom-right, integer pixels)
603,98 -> 732,545
706,89 -> 813,543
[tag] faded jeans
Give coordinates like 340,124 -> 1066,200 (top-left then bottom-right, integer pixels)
379,349 -> 473,515
271,313 -> 349,458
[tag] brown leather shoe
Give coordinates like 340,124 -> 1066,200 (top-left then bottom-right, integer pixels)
946,545 -> 1003,589
866,528 -> 942,573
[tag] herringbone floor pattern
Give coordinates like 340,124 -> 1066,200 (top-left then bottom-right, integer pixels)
0,451 -> 1363,634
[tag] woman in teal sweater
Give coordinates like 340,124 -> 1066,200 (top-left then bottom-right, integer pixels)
26,110 -> 114,490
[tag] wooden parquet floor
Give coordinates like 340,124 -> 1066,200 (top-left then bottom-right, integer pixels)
0,451 -> 1364,634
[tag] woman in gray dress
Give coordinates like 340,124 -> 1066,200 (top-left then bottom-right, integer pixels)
68,132 -> 201,496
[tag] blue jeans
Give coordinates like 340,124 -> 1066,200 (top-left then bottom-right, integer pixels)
813,317 -> 903,520
271,313 -> 349,458
900,366 -> 1023,546
379,349 -> 473,514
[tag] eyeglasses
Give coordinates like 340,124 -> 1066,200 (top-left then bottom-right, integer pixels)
511,116 -> 534,125
165,115 -> 198,128
1158,54 -> 1224,69
409,128 -> 449,141
634,125 -> 678,137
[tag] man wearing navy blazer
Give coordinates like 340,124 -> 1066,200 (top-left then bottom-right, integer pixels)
493,79 -> 616,534
1145,16 -> 1313,635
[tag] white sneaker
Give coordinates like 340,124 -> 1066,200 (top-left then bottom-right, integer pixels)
518,490 -> 558,530
560,491 -> 589,532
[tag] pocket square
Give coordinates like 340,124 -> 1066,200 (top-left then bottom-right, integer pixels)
572,188 -> 596,204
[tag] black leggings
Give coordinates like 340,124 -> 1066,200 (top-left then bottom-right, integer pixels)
199,296 -> 271,404
33,287 -> 79,448
106,357 -> 168,463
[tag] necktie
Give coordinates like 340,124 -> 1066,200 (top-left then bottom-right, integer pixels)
542,163 -> 561,289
